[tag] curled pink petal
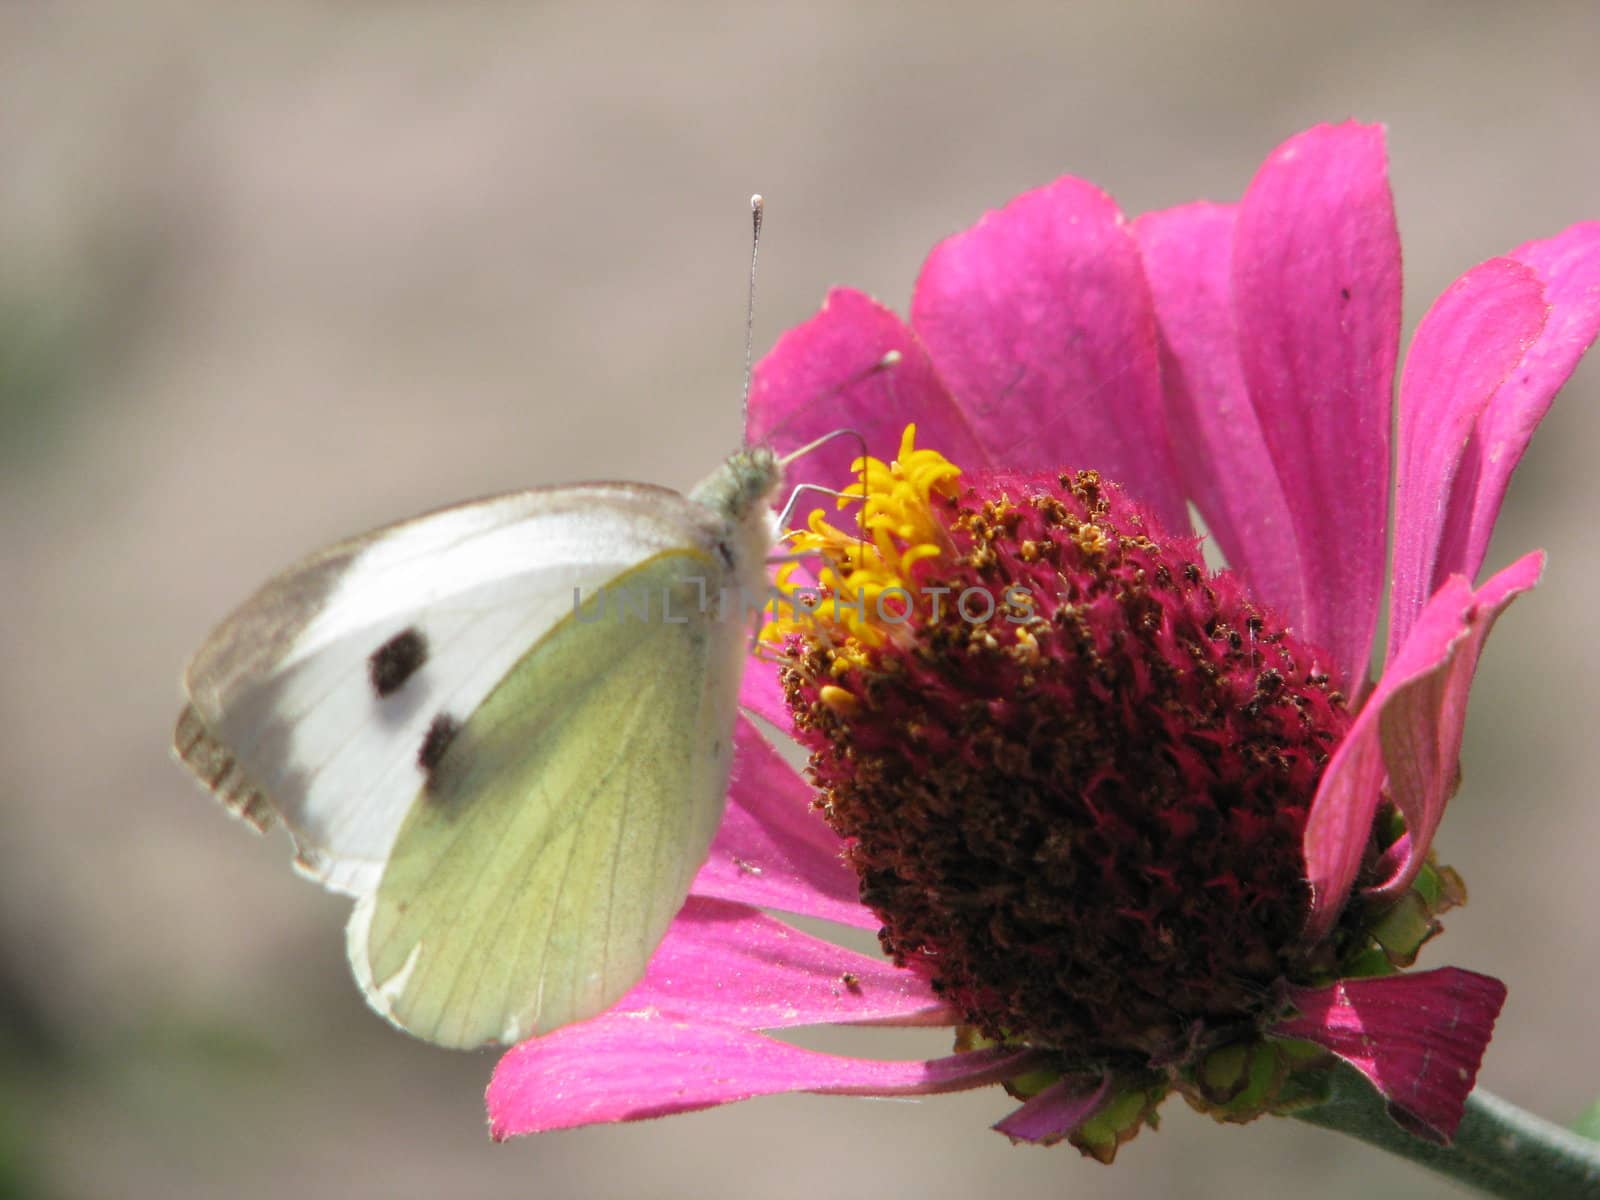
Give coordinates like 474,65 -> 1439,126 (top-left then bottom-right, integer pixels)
1302,552 -> 1543,937
622,896 -> 951,1029
910,176 -> 1187,531
747,286 -> 991,491
1233,122 -> 1401,692
1302,578 -> 1471,941
1133,201 -> 1305,628
1389,258 -> 1548,652
993,1073 -> 1111,1146
1368,550 -> 1545,898
1429,222 -> 1600,594
1272,967 -> 1507,1144
488,1018 -> 1038,1138
692,718 -> 877,929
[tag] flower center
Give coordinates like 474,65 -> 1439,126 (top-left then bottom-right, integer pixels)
776,429 -> 1358,1069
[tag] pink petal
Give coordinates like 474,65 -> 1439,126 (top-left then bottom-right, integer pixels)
1133,201 -> 1306,628
992,1073 -> 1111,1146
738,656 -> 794,735
488,1018 -> 1037,1138
909,176 -> 1188,532
1368,550 -> 1544,899
1232,122 -> 1401,693
1389,257 -> 1548,653
622,896 -> 952,1029
747,286 -> 992,492
1272,967 -> 1507,1144
692,718 -> 878,929
1428,222 -> 1600,596
1302,553 -> 1543,939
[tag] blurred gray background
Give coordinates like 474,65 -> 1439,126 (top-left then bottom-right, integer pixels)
2,3 -> 1596,1197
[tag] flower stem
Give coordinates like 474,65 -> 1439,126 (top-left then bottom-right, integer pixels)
1290,1065 -> 1600,1198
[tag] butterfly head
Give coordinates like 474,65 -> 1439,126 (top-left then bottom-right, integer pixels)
689,445 -> 783,522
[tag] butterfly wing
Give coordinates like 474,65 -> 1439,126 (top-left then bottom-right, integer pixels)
176,460 -> 778,1048
348,549 -> 747,1047
174,482 -> 729,899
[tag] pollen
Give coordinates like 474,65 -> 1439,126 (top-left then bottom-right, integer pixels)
777,435 -> 1375,1074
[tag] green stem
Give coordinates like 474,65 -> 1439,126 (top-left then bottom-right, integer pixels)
1290,1065 -> 1600,1198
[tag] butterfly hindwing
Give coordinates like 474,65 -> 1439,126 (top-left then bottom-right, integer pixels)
349,550 -> 744,1047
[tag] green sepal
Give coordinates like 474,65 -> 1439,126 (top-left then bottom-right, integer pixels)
1341,943 -> 1398,979
1068,1083 -> 1167,1164
954,1025 -> 1066,1103
1268,1039 -> 1337,1114
1181,1037 -> 1339,1126
1189,1040 -> 1282,1123
1368,890 -> 1437,967
1197,1041 -> 1253,1103
1412,859 -> 1443,906
1005,1065 -> 1065,1101
1339,855 -> 1469,978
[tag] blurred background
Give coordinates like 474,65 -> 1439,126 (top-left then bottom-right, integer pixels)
2,2 -> 1597,1197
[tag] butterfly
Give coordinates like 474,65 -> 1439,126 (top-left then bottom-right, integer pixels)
173,446 -> 783,1049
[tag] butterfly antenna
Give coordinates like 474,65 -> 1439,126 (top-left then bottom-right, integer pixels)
777,426 -> 870,470
773,482 -> 858,535
772,343 -> 899,556
741,194 -> 764,429
775,426 -> 874,567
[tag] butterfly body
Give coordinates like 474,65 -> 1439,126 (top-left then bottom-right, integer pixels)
175,446 -> 782,1047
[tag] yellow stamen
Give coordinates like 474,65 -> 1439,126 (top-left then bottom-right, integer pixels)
818,685 -> 860,715
762,424 -> 963,647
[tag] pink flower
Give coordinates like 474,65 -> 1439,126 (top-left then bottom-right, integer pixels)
488,124 -> 1600,1152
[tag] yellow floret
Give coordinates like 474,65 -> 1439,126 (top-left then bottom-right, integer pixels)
763,424 -> 962,647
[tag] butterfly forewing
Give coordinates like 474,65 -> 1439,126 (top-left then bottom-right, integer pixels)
175,484 -> 726,894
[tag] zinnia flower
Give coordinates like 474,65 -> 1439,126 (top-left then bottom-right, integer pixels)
487,123 -> 1600,1157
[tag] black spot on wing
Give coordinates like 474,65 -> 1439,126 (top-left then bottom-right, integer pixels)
418,713 -> 460,780
369,628 -> 428,698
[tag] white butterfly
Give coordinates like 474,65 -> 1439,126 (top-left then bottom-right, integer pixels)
174,448 -> 782,1049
